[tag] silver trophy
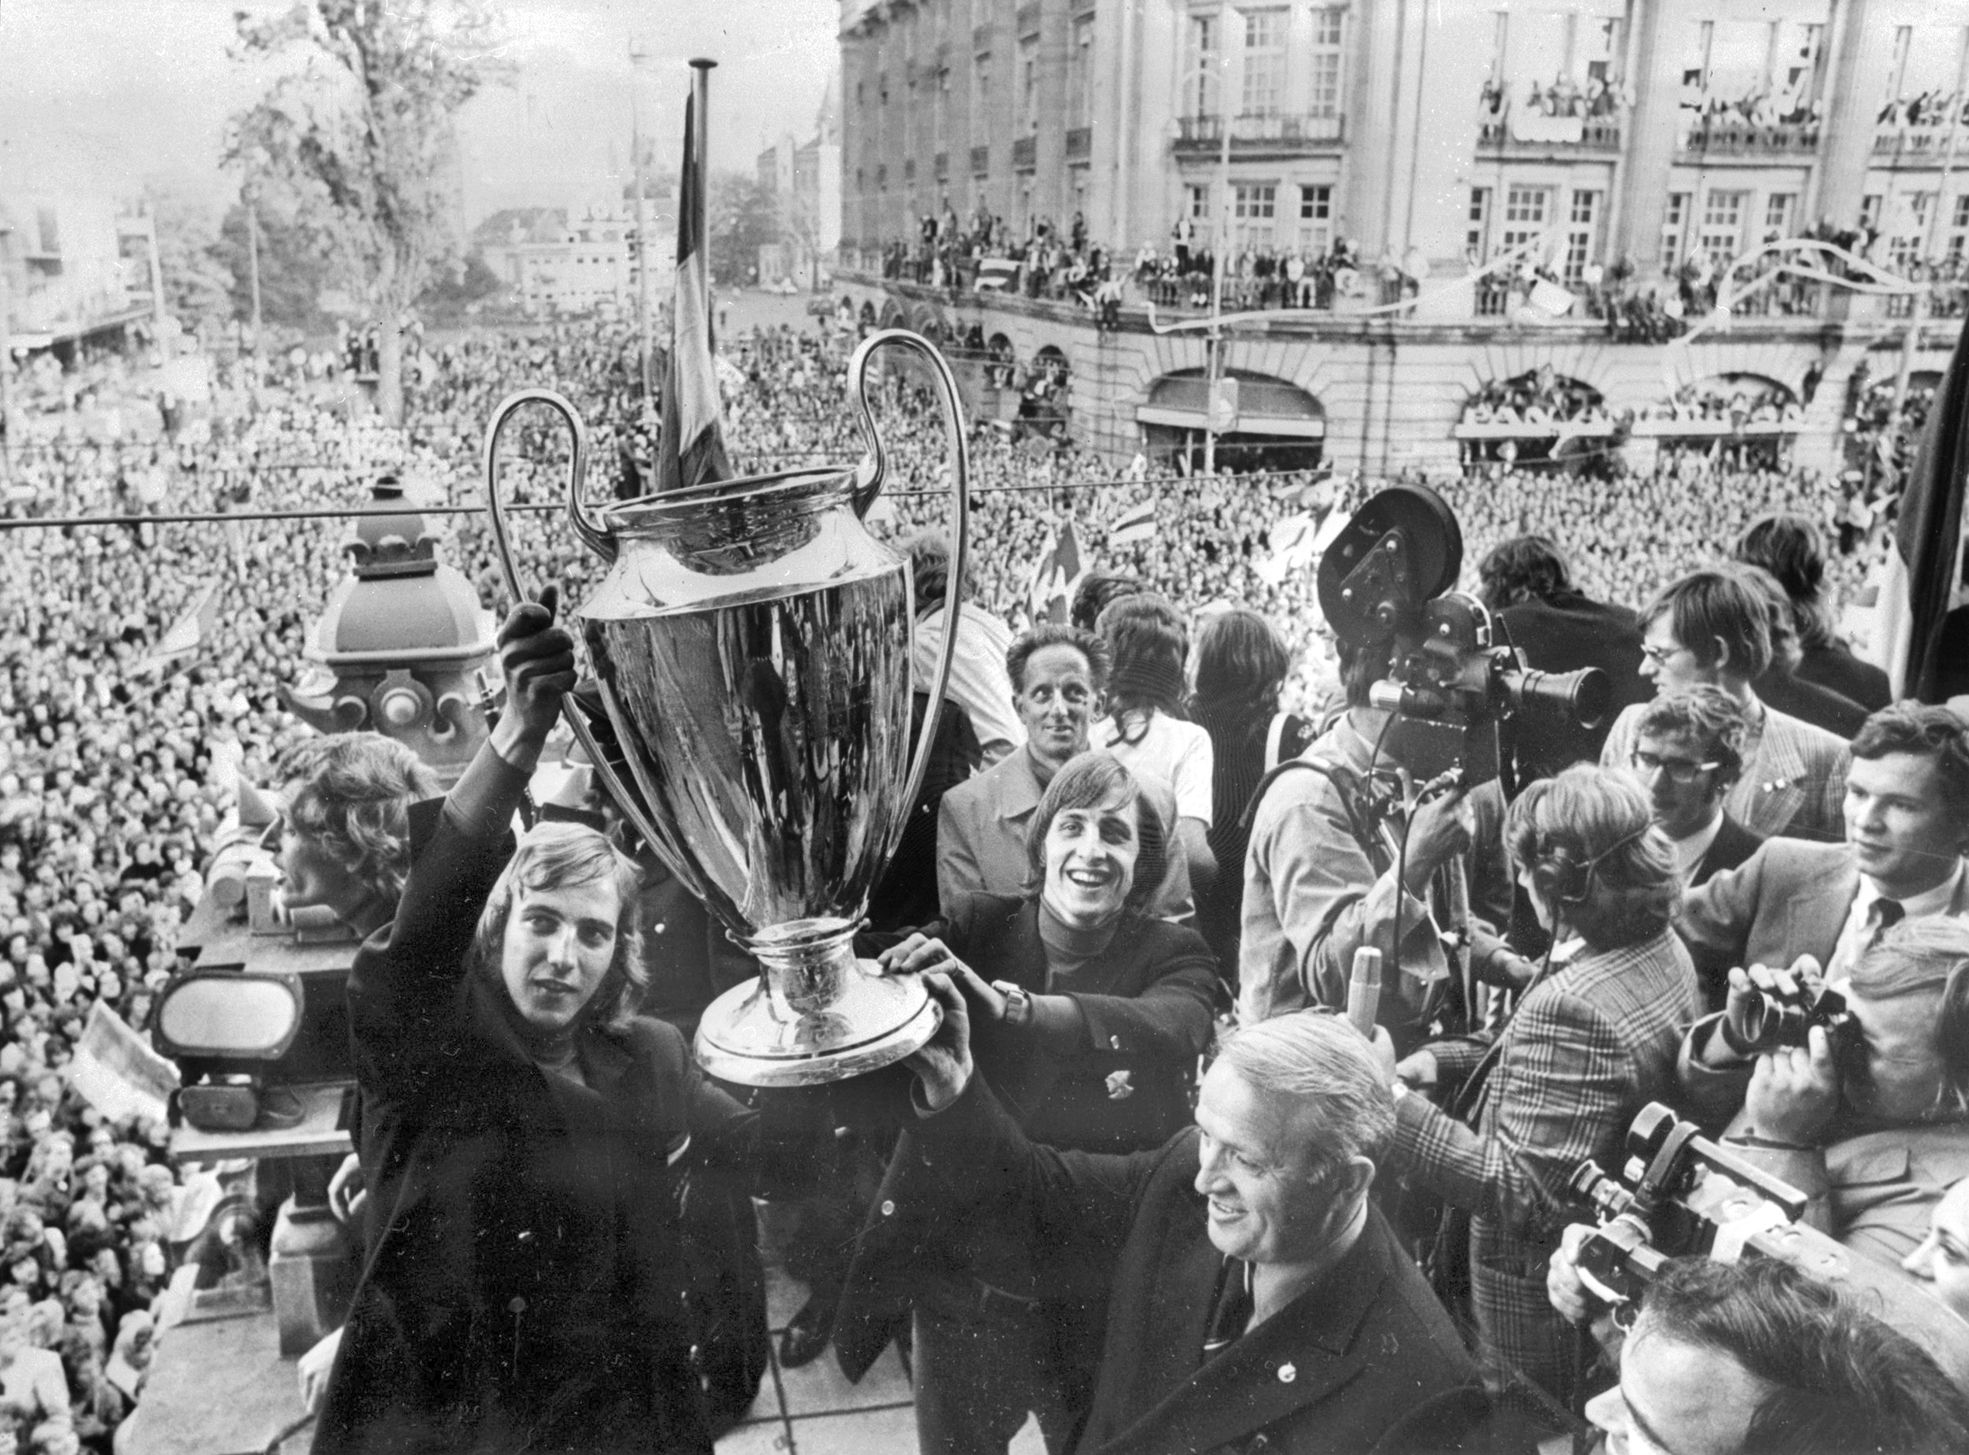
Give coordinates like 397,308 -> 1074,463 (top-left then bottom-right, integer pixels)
482,330 -> 969,1086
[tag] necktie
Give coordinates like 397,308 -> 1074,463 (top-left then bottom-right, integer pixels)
1201,1256 -> 1252,1363
1869,898 -> 1906,948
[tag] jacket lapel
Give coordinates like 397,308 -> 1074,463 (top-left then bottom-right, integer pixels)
1094,1217 -> 1384,1455
1782,851 -> 1859,963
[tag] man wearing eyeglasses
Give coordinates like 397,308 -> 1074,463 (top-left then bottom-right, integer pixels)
1627,688 -> 1763,890
1600,568 -> 1849,841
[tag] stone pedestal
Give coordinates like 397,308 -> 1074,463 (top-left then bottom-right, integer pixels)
266,1155 -> 355,1356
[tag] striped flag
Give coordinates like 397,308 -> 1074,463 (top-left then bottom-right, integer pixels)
1874,322 -> 1969,701
1109,498 -> 1156,548
975,257 -> 1020,292
655,94 -> 732,494
1028,520 -> 1086,623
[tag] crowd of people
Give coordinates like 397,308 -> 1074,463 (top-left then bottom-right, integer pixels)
0,295 -> 1963,1454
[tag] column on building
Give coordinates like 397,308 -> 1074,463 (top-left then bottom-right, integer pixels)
1387,0 -> 1491,294
1614,0 -> 1691,271
1341,0 -> 1406,257
1815,0 -> 1892,229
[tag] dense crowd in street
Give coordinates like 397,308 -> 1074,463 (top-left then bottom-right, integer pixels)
0,302 -> 1950,1453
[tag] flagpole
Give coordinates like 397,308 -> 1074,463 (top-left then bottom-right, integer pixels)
690,58 -> 716,346
1204,0 -> 1232,478
630,38 -> 654,415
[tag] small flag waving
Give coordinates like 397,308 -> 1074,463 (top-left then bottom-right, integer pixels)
136,579 -> 222,675
1028,520 -> 1086,623
975,257 -> 1019,292
655,90 -> 732,494
1253,511 -> 1320,587
1874,319 -> 1969,701
1109,498 -> 1157,549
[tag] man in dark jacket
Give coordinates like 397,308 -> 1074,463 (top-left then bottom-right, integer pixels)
1478,536 -> 1650,779
883,986 -> 1495,1455
1625,687 -> 1763,896
316,593 -> 764,1455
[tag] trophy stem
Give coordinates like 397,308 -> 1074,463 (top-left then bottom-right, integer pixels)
694,917 -> 941,1088
752,921 -> 858,1019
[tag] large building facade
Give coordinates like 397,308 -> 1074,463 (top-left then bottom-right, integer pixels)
841,0 -> 1969,279
835,0 -> 1966,475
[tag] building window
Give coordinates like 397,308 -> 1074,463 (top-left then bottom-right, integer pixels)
975,51 -> 991,111
1233,182 -> 1277,250
1501,184 -> 1550,256
1949,194 -> 1969,259
1564,190 -> 1600,284
1763,192 -> 1796,241
1185,11 -> 1220,118
935,66 -> 951,151
1860,194 -> 1882,231
1019,36 -> 1039,133
876,164 -> 888,190
1186,183 -> 1212,222
1310,7 -> 1346,118
1888,191 -> 1934,267
1242,9 -> 1287,118
1698,189 -> 1746,260
1068,15 -> 1094,128
879,72 -> 889,106
1299,183 -> 1333,253
1467,187 -> 1491,260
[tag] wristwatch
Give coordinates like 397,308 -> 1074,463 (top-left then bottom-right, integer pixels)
992,980 -> 1033,1027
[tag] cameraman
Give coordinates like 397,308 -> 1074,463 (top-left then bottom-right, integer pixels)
1240,638 -> 1511,1045
1560,1254 -> 1969,1455
1678,919 -> 1969,1266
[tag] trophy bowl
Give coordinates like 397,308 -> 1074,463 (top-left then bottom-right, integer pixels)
483,330 -> 969,1087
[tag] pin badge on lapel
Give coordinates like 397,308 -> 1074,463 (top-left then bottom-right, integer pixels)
1276,1362 -> 1296,1383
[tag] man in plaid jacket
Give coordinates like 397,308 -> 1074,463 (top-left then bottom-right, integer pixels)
1381,766 -> 1699,1428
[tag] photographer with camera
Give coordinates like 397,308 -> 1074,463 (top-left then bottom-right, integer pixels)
1676,702 -> 1969,1003
1379,766 -> 1697,1427
1557,1253 -> 1969,1455
1239,637 -> 1512,1044
1675,918 -> 1969,1268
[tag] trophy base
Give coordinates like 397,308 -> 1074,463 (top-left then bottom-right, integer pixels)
694,960 -> 942,1088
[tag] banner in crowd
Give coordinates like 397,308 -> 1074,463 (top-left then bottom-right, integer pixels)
1109,499 -> 1156,548
69,1001 -> 179,1126
975,258 -> 1019,292
136,579 -> 223,676
1028,520 -> 1086,622
1876,315 -> 1969,700
655,92 -> 732,494
1253,511 -> 1321,587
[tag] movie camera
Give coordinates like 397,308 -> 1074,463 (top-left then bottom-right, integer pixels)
1315,484 -> 1610,788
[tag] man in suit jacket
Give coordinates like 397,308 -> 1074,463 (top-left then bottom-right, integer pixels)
1621,687 -> 1763,891
1678,702 -> 1969,999
1478,535 -> 1651,778
1600,568 -> 1848,840
885,992 -> 1494,1455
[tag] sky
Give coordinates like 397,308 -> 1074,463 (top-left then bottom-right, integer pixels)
0,0 -> 838,224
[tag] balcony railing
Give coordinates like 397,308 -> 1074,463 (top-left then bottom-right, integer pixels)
1066,126 -> 1091,162
1477,114 -> 1622,152
1012,135 -> 1037,169
1172,112 -> 1346,154
1678,117 -> 1821,156
1873,127 -> 1963,162
971,144 -> 990,175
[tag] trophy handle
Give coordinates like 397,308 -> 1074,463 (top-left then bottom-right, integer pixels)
480,389 -> 695,893
846,329 -> 972,864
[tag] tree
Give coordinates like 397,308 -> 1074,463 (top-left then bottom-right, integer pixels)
417,251 -> 504,322
227,0 -> 501,422
147,186 -> 237,331
706,172 -> 779,288
213,200 -> 339,333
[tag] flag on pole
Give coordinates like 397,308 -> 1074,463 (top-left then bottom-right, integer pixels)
136,579 -> 222,675
1027,520 -> 1086,623
655,93 -> 731,495
1109,498 -> 1157,549
1874,324 -> 1969,701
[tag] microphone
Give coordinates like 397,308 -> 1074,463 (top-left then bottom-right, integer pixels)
1347,946 -> 1382,1040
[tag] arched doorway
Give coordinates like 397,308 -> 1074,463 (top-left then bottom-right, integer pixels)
1454,367 -> 1610,471
1137,367 -> 1325,473
1633,372 -> 1802,472
1016,345 -> 1072,440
